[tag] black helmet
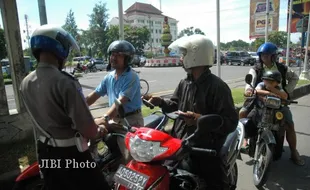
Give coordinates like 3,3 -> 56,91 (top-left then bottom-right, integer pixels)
261,70 -> 282,83
107,40 -> 135,65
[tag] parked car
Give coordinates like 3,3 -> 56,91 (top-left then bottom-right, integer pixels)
91,60 -> 108,71
248,51 -> 259,63
132,55 -> 141,67
140,56 -> 146,66
225,51 -> 256,66
214,50 -> 225,65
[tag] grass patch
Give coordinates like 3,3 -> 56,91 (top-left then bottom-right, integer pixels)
231,88 -> 245,104
297,79 -> 310,86
4,78 -> 12,85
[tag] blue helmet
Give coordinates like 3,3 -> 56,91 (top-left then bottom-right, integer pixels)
257,42 -> 277,56
30,24 -> 80,61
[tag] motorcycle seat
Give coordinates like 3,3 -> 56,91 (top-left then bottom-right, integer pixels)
219,130 -> 239,164
144,114 -> 165,129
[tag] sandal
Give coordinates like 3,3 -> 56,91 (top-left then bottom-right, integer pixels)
290,150 -> 305,166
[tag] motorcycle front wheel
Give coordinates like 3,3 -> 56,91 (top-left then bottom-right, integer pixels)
252,141 -> 274,188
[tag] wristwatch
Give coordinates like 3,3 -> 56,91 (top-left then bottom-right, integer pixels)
103,114 -> 110,122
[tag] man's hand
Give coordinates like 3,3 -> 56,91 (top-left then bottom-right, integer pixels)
94,117 -> 108,126
95,125 -> 108,139
142,94 -> 163,107
244,89 -> 254,97
177,111 -> 201,126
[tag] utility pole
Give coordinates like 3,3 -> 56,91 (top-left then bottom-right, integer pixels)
264,0 -> 270,42
148,15 -> 153,54
118,0 -> 124,40
24,14 -> 31,48
37,0 -> 47,25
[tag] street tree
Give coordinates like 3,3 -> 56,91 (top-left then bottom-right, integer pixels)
106,25 -> 119,49
125,25 -> 150,54
88,1 -> 109,58
253,31 -> 288,50
0,28 -> 7,60
63,9 -> 79,61
177,26 -> 205,38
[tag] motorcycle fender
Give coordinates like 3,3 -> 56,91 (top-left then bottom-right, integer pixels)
261,129 -> 276,145
15,162 -> 40,182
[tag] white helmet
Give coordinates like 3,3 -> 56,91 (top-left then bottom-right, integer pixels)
168,34 -> 214,69
30,24 -> 80,61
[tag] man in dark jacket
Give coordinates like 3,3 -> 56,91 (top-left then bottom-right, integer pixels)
144,34 -> 238,189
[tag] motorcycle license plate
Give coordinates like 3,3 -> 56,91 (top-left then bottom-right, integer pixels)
114,164 -> 149,190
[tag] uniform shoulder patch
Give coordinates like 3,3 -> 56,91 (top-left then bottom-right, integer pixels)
61,71 -> 78,81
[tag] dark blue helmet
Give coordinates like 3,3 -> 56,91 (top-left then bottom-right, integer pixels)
257,42 -> 277,56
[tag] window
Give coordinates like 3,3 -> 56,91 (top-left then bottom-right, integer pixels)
155,29 -> 157,33
156,39 -> 158,43
159,29 -> 162,33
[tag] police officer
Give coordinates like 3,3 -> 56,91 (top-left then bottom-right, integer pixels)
143,34 -> 238,189
20,25 -> 110,189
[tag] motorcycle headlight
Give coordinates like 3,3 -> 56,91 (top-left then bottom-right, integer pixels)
129,135 -> 168,162
265,96 -> 281,109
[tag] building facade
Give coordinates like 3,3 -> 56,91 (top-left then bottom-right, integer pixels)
109,2 -> 178,53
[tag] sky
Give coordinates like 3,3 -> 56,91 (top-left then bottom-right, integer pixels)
0,0 -> 301,49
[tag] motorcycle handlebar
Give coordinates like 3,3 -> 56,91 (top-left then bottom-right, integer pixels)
142,99 -> 155,109
191,147 -> 217,156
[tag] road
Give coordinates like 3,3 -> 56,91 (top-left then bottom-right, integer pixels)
237,94 -> 310,190
2,65 -> 310,189
4,65 -> 303,110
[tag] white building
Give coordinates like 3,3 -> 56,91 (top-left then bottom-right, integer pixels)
109,2 -> 178,53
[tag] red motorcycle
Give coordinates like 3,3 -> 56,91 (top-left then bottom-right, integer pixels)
12,107 -> 169,190
113,99 -> 242,190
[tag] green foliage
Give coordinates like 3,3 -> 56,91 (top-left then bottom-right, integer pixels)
2,72 -> 9,79
145,51 -> 153,58
252,31 -> 288,50
124,25 -> 150,54
177,26 -> 205,38
0,28 -> 7,60
63,9 -> 79,62
88,1 -> 109,58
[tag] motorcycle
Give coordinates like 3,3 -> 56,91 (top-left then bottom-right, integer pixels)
240,74 -> 298,188
86,62 -> 98,73
72,62 -> 89,74
113,99 -> 245,190
12,109 -> 169,190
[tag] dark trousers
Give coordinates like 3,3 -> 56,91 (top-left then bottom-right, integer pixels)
37,141 -> 110,190
180,154 -> 230,190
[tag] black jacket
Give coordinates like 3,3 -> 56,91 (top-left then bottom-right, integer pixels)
160,69 -> 238,150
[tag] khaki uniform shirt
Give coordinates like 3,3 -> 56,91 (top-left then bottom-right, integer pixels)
20,63 -> 98,139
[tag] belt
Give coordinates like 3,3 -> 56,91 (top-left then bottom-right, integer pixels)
124,109 -> 141,117
39,136 -> 76,148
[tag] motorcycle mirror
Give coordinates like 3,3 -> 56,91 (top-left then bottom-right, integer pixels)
245,74 -> 253,85
115,99 -> 125,118
196,115 -> 222,133
184,114 -> 222,142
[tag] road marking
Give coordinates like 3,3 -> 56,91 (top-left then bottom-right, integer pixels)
147,80 -> 157,83
149,78 -> 244,96
151,90 -> 174,96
